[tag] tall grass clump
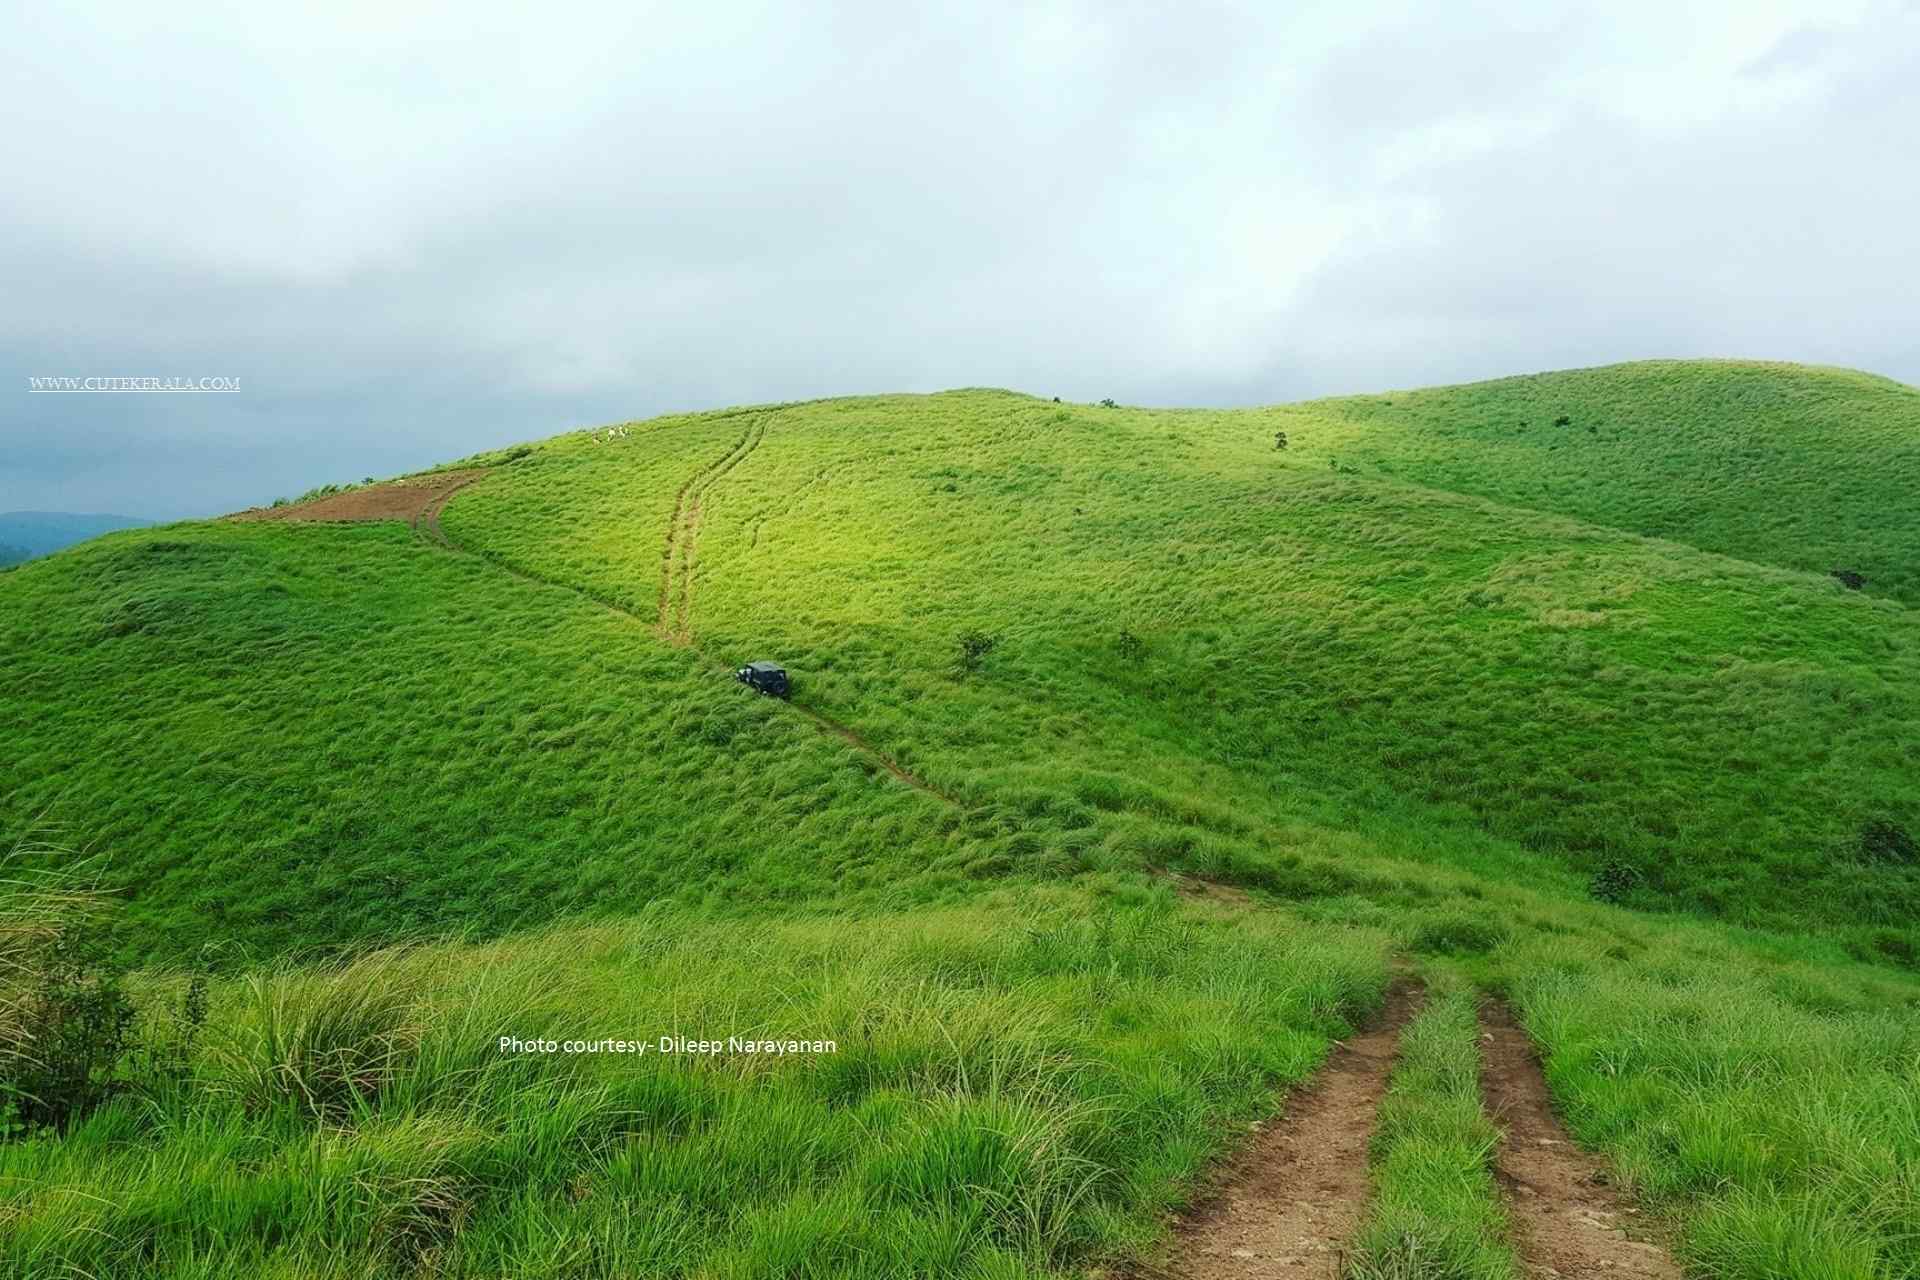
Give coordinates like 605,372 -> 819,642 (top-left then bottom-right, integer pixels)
1347,981 -> 1517,1280
206,947 -> 426,1119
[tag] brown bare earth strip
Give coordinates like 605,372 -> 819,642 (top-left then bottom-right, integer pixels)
232,469 -> 490,525
1140,979 -> 1423,1280
1480,1004 -> 1681,1280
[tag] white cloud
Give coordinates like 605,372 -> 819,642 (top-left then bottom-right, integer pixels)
2,0 -> 1914,515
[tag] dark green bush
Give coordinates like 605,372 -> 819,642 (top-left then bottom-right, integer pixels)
1590,858 -> 1645,904
957,629 -> 998,672
1859,820 -> 1916,865
0,895 -> 137,1136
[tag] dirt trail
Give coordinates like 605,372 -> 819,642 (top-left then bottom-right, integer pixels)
414,474 -> 487,547
1144,979 -> 1423,1279
658,416 -> 765,640
1480,1004 -> 1681,1280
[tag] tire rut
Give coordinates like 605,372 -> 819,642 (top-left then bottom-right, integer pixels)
1480,1003 -> 1681,1280
658,416 -> 765,641
1143,978 -> 1424,1279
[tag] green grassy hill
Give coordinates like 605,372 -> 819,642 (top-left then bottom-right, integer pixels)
7,365 -> 1915,959
4,359 -> 1919,1278
1275,360 -> 1920,604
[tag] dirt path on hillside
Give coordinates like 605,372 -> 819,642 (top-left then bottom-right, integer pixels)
414,473 -> 487,547
658,415 -> 765,640
1141,979 -> 1423,1279
1480,1004 -> 1681,1279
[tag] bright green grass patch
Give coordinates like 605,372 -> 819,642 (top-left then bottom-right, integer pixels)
1346,981 -> 1517,1280
0,886 -> 1388,1279
1507,925 -> 1920,1279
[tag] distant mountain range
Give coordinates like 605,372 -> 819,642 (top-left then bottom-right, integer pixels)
0,511 -> 152,565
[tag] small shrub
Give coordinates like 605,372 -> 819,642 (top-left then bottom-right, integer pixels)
1859,819 -> 1917,865
1831,569 -> 1867,591
1098,398 -> 1118,409
1553,414 -> 1572,427
1868,930 -> 1918,968
1273,430 -> 1289,450
0,859 -> 138,1136
1115,630 -> 1145,661
1589,859 -> 1644,904
957,629 -> 998,672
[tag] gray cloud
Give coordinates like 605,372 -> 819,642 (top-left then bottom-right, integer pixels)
3,1 -> 1915,518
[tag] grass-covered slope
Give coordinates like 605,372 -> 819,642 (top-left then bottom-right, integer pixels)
4,364 -> 1918,961
446,379 -> 1920,936
1273,360 -> 1920,604
0,523 -> 962,962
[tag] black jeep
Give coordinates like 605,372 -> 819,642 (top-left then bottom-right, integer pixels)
735,661 -> 790,698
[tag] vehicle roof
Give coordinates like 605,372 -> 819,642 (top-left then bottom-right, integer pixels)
743,661 -> 785,672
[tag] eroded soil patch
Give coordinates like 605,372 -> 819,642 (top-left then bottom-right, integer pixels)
233,470 -> 491,526
1143,979 -> 1422,1279
1480,1003 -> 1680,1279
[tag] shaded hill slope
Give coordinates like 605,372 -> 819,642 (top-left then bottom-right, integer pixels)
1266,360 -> 1920,603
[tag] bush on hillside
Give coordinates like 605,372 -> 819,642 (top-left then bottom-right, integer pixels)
1860,819 -> 1917,866
1589,858 -> 1645,904
1115,629 -> 1146,660
0,854 -> 138,1136
957,629 -> 998,672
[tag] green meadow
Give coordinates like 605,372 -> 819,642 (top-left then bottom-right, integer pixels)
3,359 -> 1918,1276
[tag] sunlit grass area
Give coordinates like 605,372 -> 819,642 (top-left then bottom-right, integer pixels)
3,359 -> 1918,1277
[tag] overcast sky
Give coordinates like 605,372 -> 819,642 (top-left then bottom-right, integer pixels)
3,1 -> 1916,519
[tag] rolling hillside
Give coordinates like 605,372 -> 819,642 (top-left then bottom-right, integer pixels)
5,363 -> 1915,960
3,360 -> 1919,1279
